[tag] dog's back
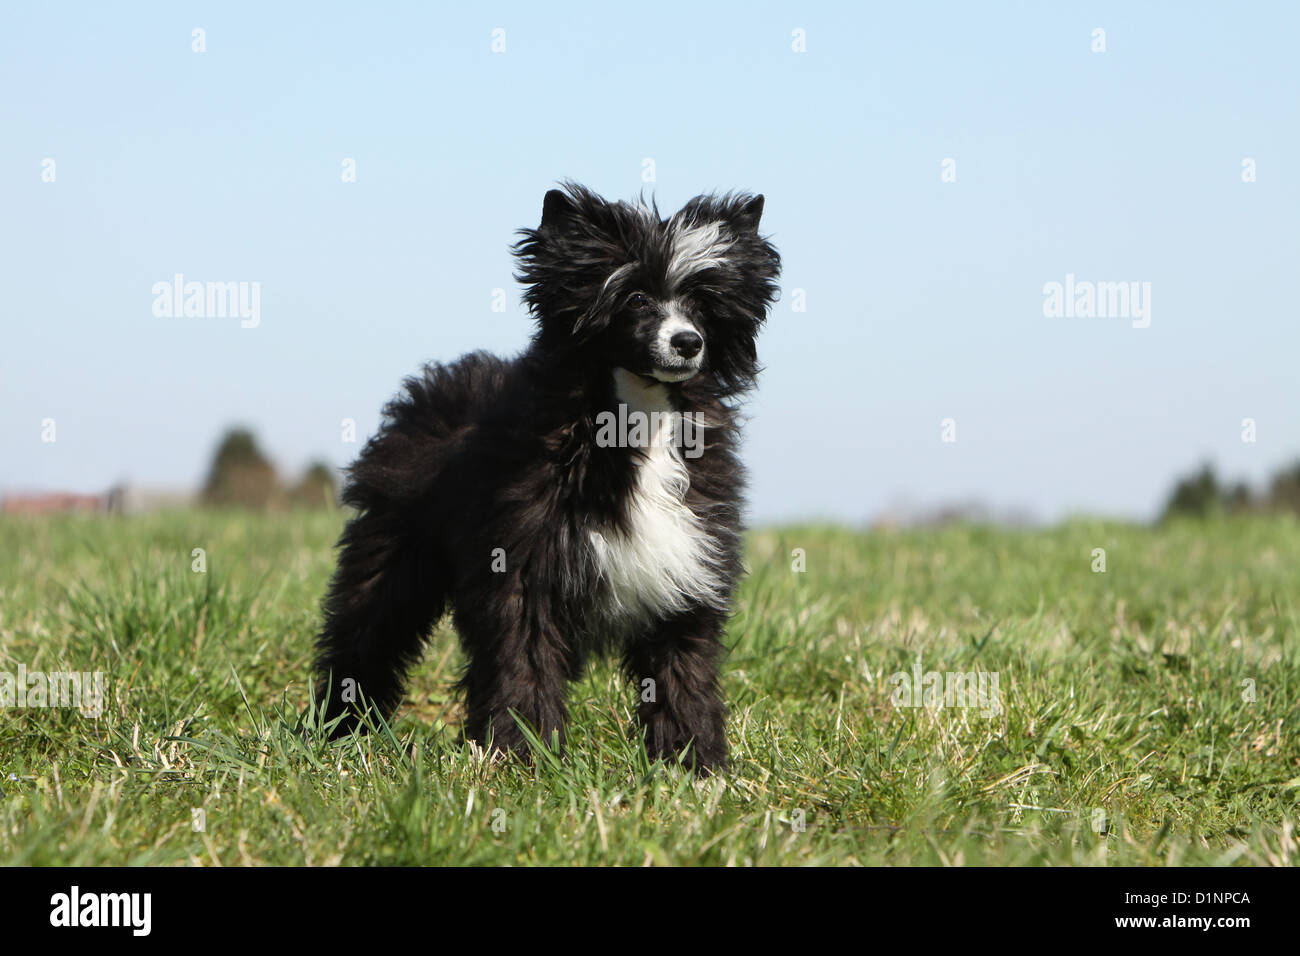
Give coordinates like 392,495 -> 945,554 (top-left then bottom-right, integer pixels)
340,351 -> 514,512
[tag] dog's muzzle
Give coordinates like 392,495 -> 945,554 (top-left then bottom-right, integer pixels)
650,316 -> 705,381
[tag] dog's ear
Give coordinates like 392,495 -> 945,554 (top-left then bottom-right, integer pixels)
732,195 -> 764,235
539,188 -> 580,234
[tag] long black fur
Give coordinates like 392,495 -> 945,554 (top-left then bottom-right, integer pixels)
313,182 -> 780,772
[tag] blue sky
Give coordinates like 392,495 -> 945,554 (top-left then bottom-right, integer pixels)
2,2 -> 1297,524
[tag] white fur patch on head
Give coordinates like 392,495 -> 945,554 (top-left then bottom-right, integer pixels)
666,221 -> 733,288
588,369 -> 727,622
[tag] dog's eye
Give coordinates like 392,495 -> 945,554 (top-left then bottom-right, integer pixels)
627,293 -> 649,310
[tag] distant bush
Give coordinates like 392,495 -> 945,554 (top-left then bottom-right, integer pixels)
1162,464 -> 1226,519
202,429 -> 282,510
201,429 -> 337,511
1162,459 -> 1300,521
291,461 -> 337,509
1267,462 -> 1300,514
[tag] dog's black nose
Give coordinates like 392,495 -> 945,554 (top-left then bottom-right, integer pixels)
670,331 -> 703,359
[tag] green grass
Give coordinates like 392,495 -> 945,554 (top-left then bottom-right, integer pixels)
1,510 -> 1298,865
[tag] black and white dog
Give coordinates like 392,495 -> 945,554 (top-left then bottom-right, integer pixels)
313,183 -> 780,772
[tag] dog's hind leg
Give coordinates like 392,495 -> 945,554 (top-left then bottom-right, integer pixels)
456,596 -> 574,761
313,508 -> 446,738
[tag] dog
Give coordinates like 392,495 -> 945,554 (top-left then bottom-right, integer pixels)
313,183 -> 780,772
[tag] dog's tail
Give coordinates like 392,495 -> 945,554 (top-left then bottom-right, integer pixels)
313,503 -> 448,737
313,353 -> 511,736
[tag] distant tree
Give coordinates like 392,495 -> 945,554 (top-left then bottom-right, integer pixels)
202,428 -> 281,509
1223,481 -> 1254,515
1161,463 -> 1223,520
1266,461 -> 1300,515
1161,459 -> 1300,521
291,461 -> 337,509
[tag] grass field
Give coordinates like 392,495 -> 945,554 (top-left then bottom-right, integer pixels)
1,511 -> 1297,866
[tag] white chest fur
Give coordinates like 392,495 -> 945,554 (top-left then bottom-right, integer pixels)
588,369 -> 726,621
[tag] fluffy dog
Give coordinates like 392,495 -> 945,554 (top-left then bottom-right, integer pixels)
313,183 -> 780,772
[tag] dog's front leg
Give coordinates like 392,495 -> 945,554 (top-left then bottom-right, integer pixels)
625,608 -> 728,773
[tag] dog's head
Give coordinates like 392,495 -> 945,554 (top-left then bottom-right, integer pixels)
513,183 -> 781,396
